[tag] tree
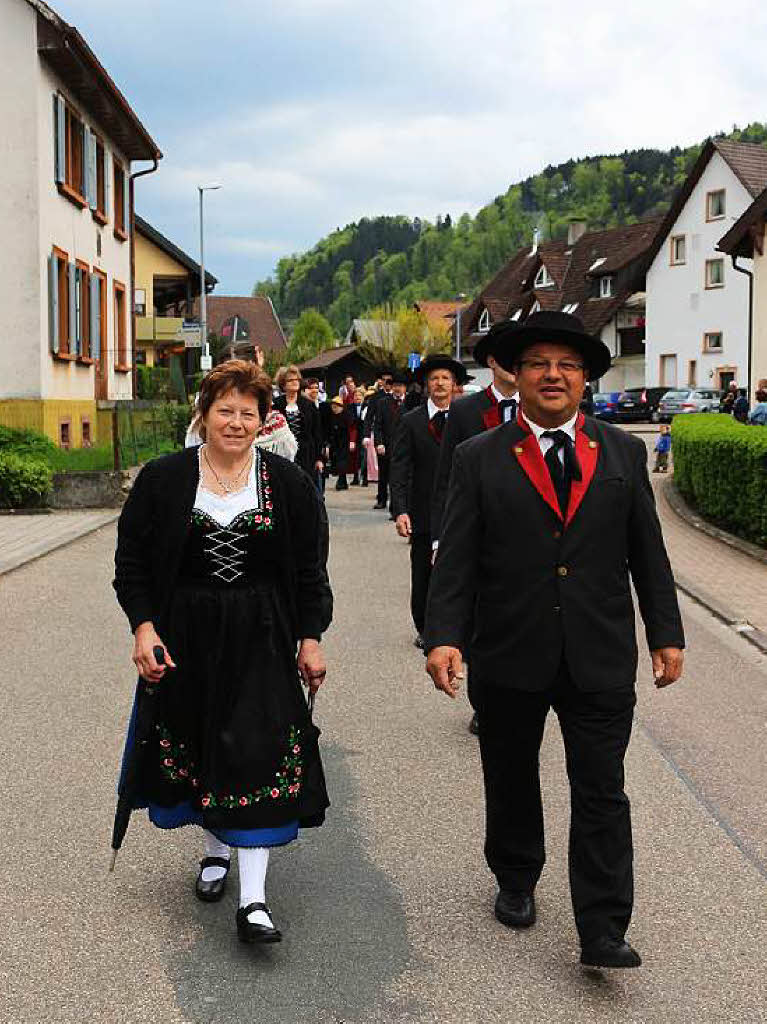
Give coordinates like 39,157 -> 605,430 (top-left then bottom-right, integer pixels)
287,308 -> 335,363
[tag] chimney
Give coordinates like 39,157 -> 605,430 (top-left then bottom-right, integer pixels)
531,227 -> 540,255
567,220 -> 587,245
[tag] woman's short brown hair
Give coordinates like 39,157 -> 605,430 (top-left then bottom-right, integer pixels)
756,389 -> 767,403
274,364 -> 302,393
196,359 -> 272,439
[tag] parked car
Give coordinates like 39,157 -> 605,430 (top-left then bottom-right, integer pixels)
592,391 -> 621,421
615,387 -> 670,423
657,389 -> 722,422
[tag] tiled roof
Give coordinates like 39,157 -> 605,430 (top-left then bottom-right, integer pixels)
414,300 -> 469,321
714,139 -> 767,199
299,345 -> 361,370
191,296 -> 287,352
460,219 -> 659,347
718,184 -> 767,258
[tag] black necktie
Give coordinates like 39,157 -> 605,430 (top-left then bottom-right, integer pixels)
498,398 -> 517,422
431,410 -> 447,439
541,430 -> 581,517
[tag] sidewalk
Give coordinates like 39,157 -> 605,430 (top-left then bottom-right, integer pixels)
640,436 -> 767,642
0,509 -> 119,576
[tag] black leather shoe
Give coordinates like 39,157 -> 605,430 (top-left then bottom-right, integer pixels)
413,635 -> 425,650
236,902 -> 282,944
195,856 -> 230,903
469,712 -> 480,736
495,890 -> 536,928
580,937 -> 642,968
373,502 -> 387,510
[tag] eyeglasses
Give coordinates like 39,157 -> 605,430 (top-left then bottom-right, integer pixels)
519,359 -> 585,375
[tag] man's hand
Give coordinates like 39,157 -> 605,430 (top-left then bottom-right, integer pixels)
395,514 -> 412,538
297,638 -> 327,694
426,646 -> 464,699
376,444 -> 386,456
315,459 -> 324,472
651,647 -> 684,688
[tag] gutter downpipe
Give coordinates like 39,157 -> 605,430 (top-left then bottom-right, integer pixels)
731,255 -> 753,401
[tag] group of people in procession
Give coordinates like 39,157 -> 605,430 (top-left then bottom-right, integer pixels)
113,309 -> 685,971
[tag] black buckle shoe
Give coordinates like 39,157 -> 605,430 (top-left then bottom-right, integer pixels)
495,889 -> 536,928
236,902 -> 282,944
469,712 -> 480,736
195,856 -> 230,903
580,937 -> 642,969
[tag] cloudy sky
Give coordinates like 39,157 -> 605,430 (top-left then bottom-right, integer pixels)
57,0 -> 767,296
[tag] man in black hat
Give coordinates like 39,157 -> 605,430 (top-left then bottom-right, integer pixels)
372,371 -> 408,510
390,355 -> 469,648
424,311 -> 684,969
431,320 -> 520,733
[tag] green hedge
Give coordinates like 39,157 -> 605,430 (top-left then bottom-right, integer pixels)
0,425 -> 57,461
0,451 -> 53,508
671,413 -> 767,547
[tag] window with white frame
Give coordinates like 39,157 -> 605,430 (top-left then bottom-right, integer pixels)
530,300 -> 541,314
134,288 -> 147,317
703,331 -> 723,352
562,302 -> 579,314
478,308 -> 490,332
534,264 -> 554,288
510,308 -> 522,321
670,235 -> 686,265
705,259 -> 724,289
706,190 -> 726,221
599,276 -> 613,298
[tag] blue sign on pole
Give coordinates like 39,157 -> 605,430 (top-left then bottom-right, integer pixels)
408,352 -> 421,370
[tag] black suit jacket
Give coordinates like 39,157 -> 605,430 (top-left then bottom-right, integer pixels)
113,446 -> 332,642
373,394 -> 404,452
390,405 -> 443,536
431,387 -> 510,543
423,415 -> 684,692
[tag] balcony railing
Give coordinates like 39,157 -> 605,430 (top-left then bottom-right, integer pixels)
135,315 -> 185,343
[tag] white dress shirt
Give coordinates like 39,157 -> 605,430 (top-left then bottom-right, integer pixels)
491,384 -> 520,422
427,398 -> 449,420
521,410 -> 578,465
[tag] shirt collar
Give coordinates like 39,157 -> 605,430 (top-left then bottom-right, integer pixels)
491,384 -> 519,405
427,398 -> 449,419
521,409 -> 578,442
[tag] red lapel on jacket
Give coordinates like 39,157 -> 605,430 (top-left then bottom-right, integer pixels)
481,386 -> 502,430
565,413 -> 599,528
427,417 -> 443,444
511,413 -> 563,521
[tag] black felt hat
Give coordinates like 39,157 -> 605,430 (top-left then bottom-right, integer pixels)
490,311 -> 612,379
473,317 -> 522,367
391,370 -> 410,385
414,354 -> 470,386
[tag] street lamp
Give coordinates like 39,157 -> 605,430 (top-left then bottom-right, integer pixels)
198,183 -> 222,369
454,293 -> 467,362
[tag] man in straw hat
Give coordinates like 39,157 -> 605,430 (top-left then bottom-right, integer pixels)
389,355 -> 469,649
424,311 -> 684,969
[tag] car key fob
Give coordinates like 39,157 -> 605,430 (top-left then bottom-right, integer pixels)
153,645 -> 166,666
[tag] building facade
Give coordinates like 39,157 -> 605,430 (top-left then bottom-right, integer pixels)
645,140 -> 767,393
0,0 -> 161,447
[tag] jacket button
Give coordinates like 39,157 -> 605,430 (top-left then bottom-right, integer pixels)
554,605 -> 561,613
557,565 -> 568,577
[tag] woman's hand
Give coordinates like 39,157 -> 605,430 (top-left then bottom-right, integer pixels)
297,639 -> 326,694
133,622 -> 176,683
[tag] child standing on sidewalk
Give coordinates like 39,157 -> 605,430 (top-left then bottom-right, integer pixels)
653,424 -> 671,473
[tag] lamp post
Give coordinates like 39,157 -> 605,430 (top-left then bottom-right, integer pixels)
198,184 -> 221,369
454,293 -> 467,362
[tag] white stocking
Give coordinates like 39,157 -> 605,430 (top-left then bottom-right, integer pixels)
238,847 -> 272,926
200,830 -> 230,883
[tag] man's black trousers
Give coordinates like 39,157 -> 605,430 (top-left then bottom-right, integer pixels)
409,534 -> 432,635
376,454 -> 390,506
475,662 -> 635,944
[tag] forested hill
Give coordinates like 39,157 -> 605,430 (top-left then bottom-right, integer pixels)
254,123 -> 767,335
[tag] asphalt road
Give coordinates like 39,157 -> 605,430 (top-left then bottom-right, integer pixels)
1,467 -> 766,1023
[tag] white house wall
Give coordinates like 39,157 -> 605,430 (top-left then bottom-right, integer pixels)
37,63 -> 133,402
646,153 -> 752,390
0,0 -> 42,399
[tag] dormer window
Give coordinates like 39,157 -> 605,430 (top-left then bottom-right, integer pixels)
478,308 -> 490,332
510,309 -> 522,321
534,265 -> 554,288
562,302 -> 579,314
599,276 -> 613,298
530,300 -> 541,314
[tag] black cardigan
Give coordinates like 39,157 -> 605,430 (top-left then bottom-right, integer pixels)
113,446 -> 332,642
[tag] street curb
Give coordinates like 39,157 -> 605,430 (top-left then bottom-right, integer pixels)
0,511 -> 120,578
661,485 -> 767,655
662,479 -> 767,567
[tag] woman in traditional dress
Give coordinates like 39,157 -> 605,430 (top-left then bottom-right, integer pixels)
114,360 -> 332,944
273,365 -> 322,478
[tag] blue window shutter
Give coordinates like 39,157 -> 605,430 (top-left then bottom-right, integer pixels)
48,254 -> 59,354
104,149 -> 111,223
68,262 -> 77,356
90,274 -> 99,361
123,166 -> 130,232
85,129 -> 95,209
53,95 -> 65,184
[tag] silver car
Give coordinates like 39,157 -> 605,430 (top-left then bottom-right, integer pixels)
657,388 -> 722,422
